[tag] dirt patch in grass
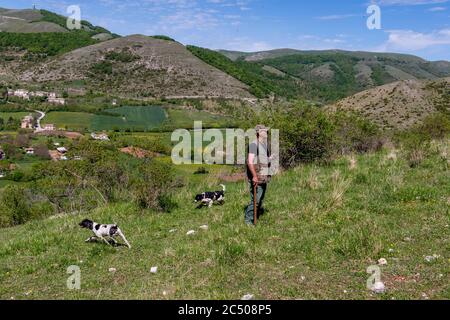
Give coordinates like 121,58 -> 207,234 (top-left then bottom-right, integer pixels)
119,146 -> 162,159
218,172 -> 246,183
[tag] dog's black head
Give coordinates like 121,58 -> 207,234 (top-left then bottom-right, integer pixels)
194,194 -> 205,203
79,219 -> 94,230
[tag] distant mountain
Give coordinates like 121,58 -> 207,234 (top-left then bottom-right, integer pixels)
329,77 -> 450,129
1,7 -> 449,105
0,8 -> 115,37
19,35 -> 253,99
215,49 -> 450,102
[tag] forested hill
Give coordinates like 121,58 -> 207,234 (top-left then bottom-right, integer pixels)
187,47 -> 450,102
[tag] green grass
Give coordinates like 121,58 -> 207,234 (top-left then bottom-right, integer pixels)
42,106 -> 167,131
92,106 -> 167,131
42,112 -> 94,131
0,144 -> 449,299
166,108 -> 234,129
0,112 -> 30,121
41,107 -> 234,132
0,180 -> 20,189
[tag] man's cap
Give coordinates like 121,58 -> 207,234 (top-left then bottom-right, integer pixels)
255,124 -> 270,132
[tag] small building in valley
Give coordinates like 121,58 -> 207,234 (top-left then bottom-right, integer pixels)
91,132 -> 110,141
48,97 -> 66,105
57,147 -> 68,154
0,148 -> 5,160
14,89 -> 30,100
25,147 -> 35,155
21,115 -> 34,129
44,124 -> 56,131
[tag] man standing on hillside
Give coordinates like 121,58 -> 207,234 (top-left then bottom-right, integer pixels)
245,125 -> 271,226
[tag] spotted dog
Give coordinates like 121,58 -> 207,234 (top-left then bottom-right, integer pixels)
79,219 -> 131,249
194,184 -> 226,208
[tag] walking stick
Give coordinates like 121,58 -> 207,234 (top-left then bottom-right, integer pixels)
253,182 -> 257,226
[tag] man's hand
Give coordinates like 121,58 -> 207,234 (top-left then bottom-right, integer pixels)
248,153 -> 259,186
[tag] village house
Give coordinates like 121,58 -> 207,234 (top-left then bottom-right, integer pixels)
0,148 -> 5,160
14,89 -> 30,100
30,91 -> 48,98
49,146 -> 68,161
57,147 -> 67,154
21,115 -> 34,129
48,97 -> 66,105
25,147 -> 35,155
8,89 -> 65,104
91,132 -> 110,141
43,124 -> 56,131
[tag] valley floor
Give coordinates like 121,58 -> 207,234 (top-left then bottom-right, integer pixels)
0,145 -> 449,300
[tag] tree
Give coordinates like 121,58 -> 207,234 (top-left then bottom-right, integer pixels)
14,134 -> 30,148
0,185 -> 31,227
0,85 -> 8,104
34,144 -> 51,160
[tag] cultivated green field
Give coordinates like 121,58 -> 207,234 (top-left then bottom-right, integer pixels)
0,112 -> 30,120
165,108 -> 234,129
0,141 -> 448,300
42,106 -> 167,131
41,106 -> 234,132
92,106 -> 167,131
42,112 -> 94,131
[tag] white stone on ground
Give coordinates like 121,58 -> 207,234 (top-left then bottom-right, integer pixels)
378,258 -> 388,266
424,254 -> 440,262
372,281 -> 385,294
186,230 -> 196,235
109,268 -> 117,272
241,294 -> 254,300
199,225 -> 208,230
150,266 -> 158,273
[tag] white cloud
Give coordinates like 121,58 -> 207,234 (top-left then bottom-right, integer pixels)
220,37 -> 273,52
373,0 -> 448,6
379,28 -> 450,51
316,14 -> 360,20
427,6 -> 447,10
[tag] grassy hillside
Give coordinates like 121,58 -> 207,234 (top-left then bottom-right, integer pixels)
330,78 -> 450,129
19,35 -> 253,99
0,142 -> 448,299
0,8 -> 114,36
187,45 -> 303,99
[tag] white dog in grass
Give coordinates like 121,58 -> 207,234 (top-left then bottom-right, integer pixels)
79,219 -> 131,249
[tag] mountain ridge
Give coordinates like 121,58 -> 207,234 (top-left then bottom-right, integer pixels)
18,34 -> 254,99
329,77 -> 450,129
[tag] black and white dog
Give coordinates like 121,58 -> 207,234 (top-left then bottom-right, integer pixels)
194,184 -> 226,208
79,219 -> 131,249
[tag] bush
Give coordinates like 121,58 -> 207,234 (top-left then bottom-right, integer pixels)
332,111 -> 382,154
0,185 -> 32,227
131,160 -> 176,211
249,103 -> 336,168
158,194 -> 178,213
419,113 -> 450,139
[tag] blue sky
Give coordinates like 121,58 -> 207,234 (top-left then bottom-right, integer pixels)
3,0 -> 450,60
